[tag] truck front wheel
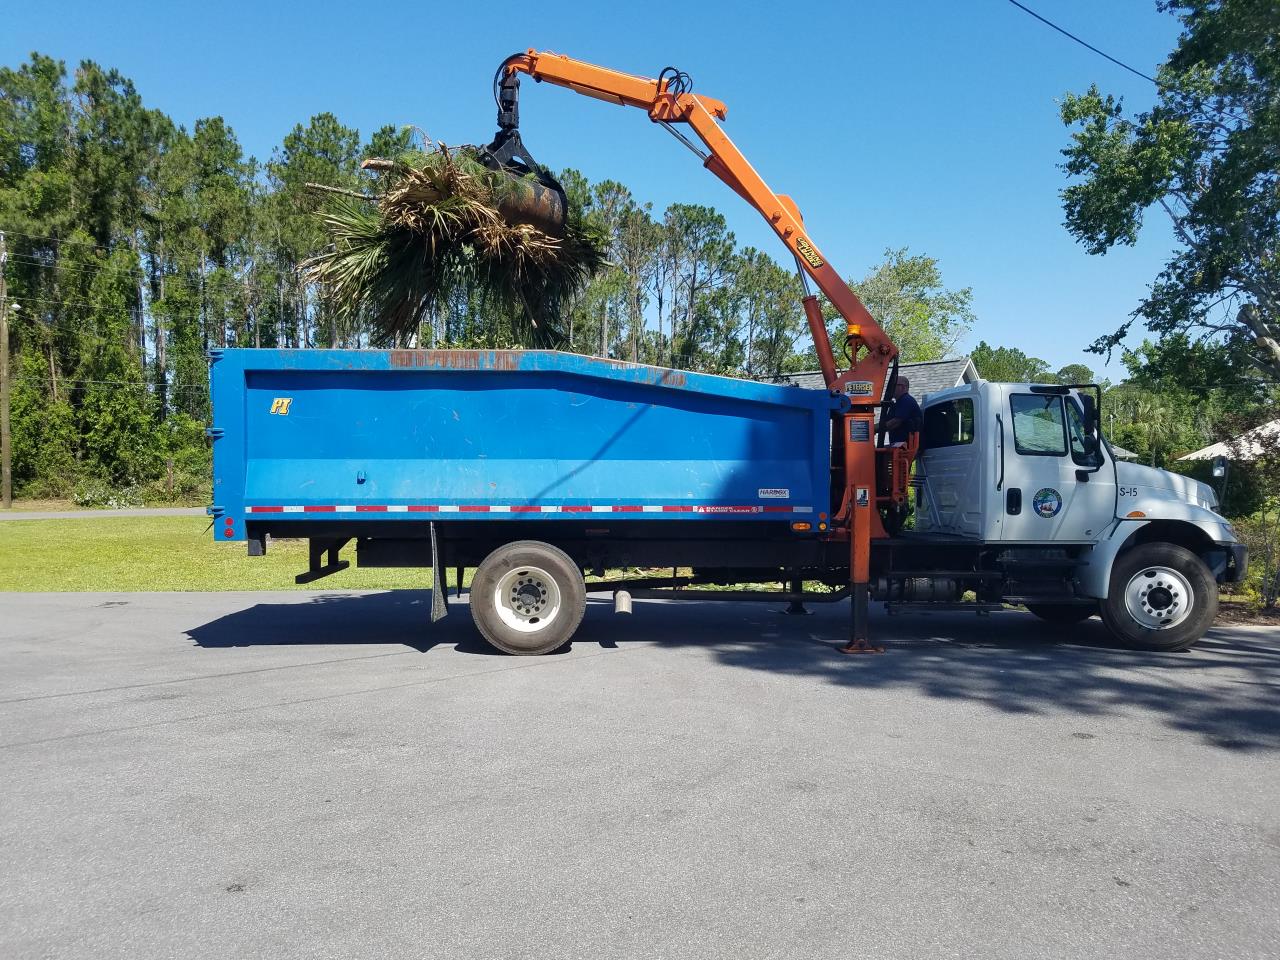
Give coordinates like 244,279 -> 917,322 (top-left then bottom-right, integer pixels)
470,540 -> 587,655
1100,542 -> 1217,652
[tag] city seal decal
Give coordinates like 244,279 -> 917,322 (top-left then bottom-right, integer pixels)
1032,487 -> 1062,518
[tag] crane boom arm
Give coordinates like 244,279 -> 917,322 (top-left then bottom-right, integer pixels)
497,50 -> 897,395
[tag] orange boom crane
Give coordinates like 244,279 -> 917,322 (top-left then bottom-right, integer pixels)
487,50 -> 903,652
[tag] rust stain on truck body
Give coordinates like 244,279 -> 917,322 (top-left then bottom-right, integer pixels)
389,350 -> 522,371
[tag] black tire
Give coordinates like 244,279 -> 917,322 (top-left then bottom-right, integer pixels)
1100,542 -> 1217,652
1025,603 -> 1098,624
470,540 -> 587,655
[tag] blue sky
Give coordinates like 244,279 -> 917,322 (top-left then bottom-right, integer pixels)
4,0 -> 1183,377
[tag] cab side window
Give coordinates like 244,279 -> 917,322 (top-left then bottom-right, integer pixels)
1011,394 -> 1067,456
922,398 -> 974,449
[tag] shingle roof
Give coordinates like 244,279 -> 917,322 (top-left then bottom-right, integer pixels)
764,357 -> 978,399
1178,418 -> 1280,462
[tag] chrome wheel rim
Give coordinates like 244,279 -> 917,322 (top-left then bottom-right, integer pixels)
494,565 -> 561,633
1124,565 -> 1194,630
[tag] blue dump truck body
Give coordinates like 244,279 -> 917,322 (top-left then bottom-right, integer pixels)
209,348 -> 843,539
207,348 -> 1231,655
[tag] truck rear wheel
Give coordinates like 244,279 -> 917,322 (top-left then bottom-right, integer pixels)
1100,542 -> 1217,652
470,540 -> 586,655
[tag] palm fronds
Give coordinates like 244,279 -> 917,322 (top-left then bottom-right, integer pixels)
303,145 -> 607,347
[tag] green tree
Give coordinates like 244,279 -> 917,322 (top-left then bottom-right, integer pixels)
661,203 -> 735,368
971,341 -> 1052,382
732,248 -> 804,378
266,112 -> 362,347
846,248 -> 974,363
1059,0 -> 1280,379
615,201 -> 659,363
1121,332 -> 1266,397
76,247 -> 159,485
8,351 -> 78,495
0,54 -> 74,241
70,61 -> 168,249
1053,363 -> 1096,385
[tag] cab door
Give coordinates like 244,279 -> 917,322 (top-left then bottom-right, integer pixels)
915,386 -> 984,538
998,388 -> 1115,543
1057,395 -> 1116,541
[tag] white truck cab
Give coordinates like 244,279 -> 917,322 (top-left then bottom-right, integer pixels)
912,380 -> 1247,650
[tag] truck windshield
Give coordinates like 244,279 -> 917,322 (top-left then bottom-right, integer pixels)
1010,394 -> 1067,456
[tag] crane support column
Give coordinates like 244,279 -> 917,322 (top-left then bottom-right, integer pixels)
841,410 -> 883,653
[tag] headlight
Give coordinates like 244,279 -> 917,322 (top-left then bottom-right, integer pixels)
1218,521 -> 1237,542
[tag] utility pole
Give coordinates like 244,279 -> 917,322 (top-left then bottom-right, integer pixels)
1,230 -> 11,508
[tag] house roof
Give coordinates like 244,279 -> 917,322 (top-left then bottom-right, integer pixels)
1178,418 -> 1280,462
1107,442 -> 1140,461
765,357 -> 979,398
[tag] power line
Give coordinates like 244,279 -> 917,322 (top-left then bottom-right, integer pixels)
15,376 -> 206,391
8,293 -> 118,312
0,229 -> 116,251
4,258 -> 291,309
1004,0 -> 1160,86
5,252 -> 244,289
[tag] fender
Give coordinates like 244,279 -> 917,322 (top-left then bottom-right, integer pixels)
1077,519 -> 1147,599
1076,508 -> 1238,599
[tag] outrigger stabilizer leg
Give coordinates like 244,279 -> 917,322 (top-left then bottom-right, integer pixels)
782,572 -> 810,615
840,584 -> 884,654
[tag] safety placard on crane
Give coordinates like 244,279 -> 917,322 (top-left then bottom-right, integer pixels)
849,419 -> 872,442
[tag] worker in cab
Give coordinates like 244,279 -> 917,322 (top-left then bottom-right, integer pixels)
883,376 -> 923,447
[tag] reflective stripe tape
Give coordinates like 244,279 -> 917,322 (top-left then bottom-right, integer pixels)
246,503 -> 815,514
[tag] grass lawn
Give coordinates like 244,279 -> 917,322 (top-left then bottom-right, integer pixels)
0,516 -> 442,591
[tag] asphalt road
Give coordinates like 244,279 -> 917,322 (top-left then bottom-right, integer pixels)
1,591 -> 1278,959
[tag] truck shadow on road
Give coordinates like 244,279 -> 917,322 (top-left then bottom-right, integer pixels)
660,602 -> 1280,754
185,590 -> 494,655
186,590 -> 1280,752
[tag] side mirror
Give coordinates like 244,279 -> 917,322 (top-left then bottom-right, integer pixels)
1080,393 -> 1099,434
1212,455 -> 1228,479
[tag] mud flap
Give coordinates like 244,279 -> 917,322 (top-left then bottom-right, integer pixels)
430,522 -> 449,623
